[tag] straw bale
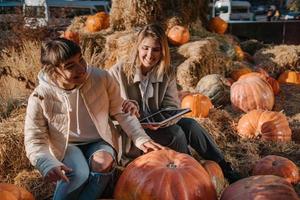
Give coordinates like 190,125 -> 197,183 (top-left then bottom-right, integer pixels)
14,170 -> 54,200
254,45 -> 300,77
176,39 -> 232,91
0,108 -> 31,180
110,0 -> 209,31
100,30 -> 137,69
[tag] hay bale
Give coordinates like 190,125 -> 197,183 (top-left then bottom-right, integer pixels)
0,108 -> 32,180
254,45 -> 300,77
14,170 -> 54,200
110,0 -> 209,31
176,39 -> 232,91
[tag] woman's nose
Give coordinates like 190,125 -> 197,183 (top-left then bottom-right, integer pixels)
146,49 -> 153,59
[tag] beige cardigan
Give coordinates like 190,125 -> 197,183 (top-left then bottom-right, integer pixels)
24,67 -> 151,176
109,62 -> 180,115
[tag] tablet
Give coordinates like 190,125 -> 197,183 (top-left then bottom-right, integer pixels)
139,108 -> 191,126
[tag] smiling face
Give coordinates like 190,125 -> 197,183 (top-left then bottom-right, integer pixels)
54,53 -> 87,90
138,36 -> 162,75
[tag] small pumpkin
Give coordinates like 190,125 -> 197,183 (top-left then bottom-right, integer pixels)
114,149 -> 217,200
63,30 -> 80,44
201,160 -> 225,195
181,93 -> 213,118
0,183 -> 35,200
208,17 -> 228,34
195,74 -> 231,106
167,25 -> 190,46
230,66 -> 252,81
237,110 -> 292,142
278,71 -> 300,85
220,175 -> 299,200
234,45 -> 245,61
85,12 -> 109,33
231,76 -> 274,112
252,155 -> 299,184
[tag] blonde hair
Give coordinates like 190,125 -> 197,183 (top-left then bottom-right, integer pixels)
123,23 -> 171,82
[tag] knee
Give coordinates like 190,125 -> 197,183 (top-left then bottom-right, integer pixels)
90,151 -> 115,173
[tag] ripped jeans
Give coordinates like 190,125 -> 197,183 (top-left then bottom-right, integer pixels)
53,140 -> 116,200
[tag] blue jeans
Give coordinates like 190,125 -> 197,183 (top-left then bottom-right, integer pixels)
53,140 -> 116,200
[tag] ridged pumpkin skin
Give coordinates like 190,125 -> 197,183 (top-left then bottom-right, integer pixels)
208,17 -> 228,34
0,183 -> 35,200
85,12 -> 109,33
278,71 -> 300,85
237,110 -> 292,142
195,74 -> 231,106
220,175 -> 299,200
114,150 -> 217,200
252,155 -> 299,184
201,160 -> 225,195
167,25 -> 190,46
230,76 -> 274,112
181,93 -> 213,118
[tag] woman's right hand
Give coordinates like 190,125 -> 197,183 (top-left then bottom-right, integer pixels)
122,100 -> 140,118
45,165 -> 72,184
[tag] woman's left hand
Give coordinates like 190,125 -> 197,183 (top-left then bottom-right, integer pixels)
140,141 -> 166,153
122,100 -> 140,118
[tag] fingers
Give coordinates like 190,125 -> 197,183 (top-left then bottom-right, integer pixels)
122,101 -> 140,117
46,166 -> 71,184
141,141 -> 166,153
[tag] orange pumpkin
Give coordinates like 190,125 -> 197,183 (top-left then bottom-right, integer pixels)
239,70 -> 280,95
85,12 -> 109,33
114,149 -> 217,200
208,17 -> 228,34
230,66 -> 252,81
278,71 -> 300,85
181,93 -> 213,118
63,30 -> 80,44
0,183 -> 35,200
252,155 -> 299,184
237,110 -> 292,142
167,25 -> 190,46
234,45 -> 245,61
231,76 -> 274,112
201,160 -> 225,195
220,175 -> 299,200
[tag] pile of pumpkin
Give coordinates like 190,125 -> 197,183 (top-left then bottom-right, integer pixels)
114,149 -> 299,200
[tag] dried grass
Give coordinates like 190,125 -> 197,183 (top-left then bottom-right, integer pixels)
14,170 -> 54,200
176,38 -> 233,91
110,0 -> 209,31
254,45 -> 300,77
0,107 -> 32,181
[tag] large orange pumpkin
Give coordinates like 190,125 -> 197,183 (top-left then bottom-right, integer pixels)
63,30 -> 80,44
181,93 -> 213,118
230,76 -> 274,112
0,183 -> 34,200
167,25 -> 190,46
237,110 -> 292,142
208,17 -> 228,34
278,71 -> 300,85
220,175 -> 299,200
252,155 -> 299,184
201,160 -> 225,195
114,149 -> 217,200
239,69 -> 280,95
85,12 -> 109,33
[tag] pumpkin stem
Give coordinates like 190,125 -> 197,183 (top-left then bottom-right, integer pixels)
167,162 -> 177,168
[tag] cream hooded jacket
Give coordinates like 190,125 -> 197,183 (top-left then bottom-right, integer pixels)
24,67 -> 151,177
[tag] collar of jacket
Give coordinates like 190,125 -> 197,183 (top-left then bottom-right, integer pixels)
133,66 -> 163,83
